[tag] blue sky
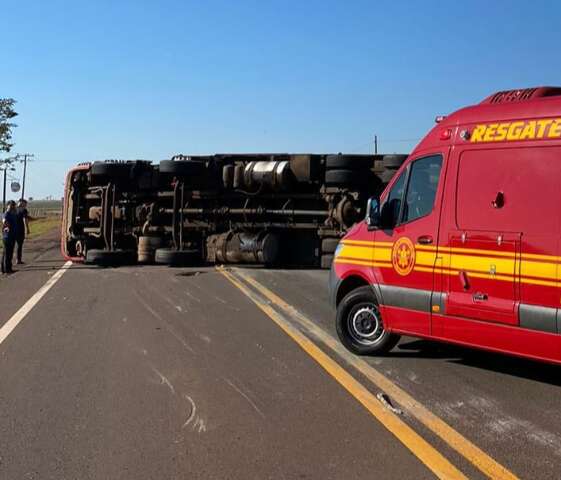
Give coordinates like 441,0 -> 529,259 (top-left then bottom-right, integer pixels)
2,0 -> 560,198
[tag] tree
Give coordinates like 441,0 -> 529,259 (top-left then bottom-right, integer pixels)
0,98 -> 18,152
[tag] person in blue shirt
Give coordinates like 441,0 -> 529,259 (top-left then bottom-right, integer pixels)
2,200 -> 18,274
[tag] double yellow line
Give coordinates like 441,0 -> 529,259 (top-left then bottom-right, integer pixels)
219,267 -> 519,480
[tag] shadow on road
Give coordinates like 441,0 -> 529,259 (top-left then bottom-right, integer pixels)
395,339 -> 561,386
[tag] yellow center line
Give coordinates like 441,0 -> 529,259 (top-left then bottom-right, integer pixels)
226,268 -> 519,480
219,267 -> 468,480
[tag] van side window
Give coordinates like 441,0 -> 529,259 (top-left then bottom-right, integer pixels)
383,170 -> 406,227
402,155 -> 442,223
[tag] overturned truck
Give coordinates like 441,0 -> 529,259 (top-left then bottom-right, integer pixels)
62,153 -> 405,268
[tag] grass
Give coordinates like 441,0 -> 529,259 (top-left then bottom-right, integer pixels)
0,217 -> 60,251
27,217 -> 61,240
28,200 -> 62,209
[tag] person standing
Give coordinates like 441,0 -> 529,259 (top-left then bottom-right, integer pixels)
2,200 -> 18,274
15,199 -> 31,264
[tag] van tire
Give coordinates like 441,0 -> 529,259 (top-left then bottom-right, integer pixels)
155,248 -> 200,266
326,154 -> 373,171
382,154 -> 407,169
85,249 -> 137,266
336,286 -> 400,355
325,169 -> 366,187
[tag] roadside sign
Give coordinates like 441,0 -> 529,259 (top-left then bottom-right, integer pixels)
10,181 -> 20,193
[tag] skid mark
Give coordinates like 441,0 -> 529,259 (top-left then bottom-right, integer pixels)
150,365 -> 176,395
224,378 -> 265,418
193,417 -> 207,433
182,395 -> 196,428
133,290 -> 164,321
182,395 -> 207,433
132,289 -> 196,355
137,274 -> 190,314
184,290 -> 201,303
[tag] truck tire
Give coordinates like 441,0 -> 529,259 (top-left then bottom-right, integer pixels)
85,249 -> 137,266
380,169 -> 397,184
326,154 -> 373,170
325,169 -> 366,187
321,238 -> 340,254
138,236 -> 163,263
159,160 -> 206,176
154,248 -> 200,266
90,162 -> 132,178
382,154 -> 407,169
320,254 -> 334,269
336,286 -> 400,355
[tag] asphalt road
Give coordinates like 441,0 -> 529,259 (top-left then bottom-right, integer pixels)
1,232 -> 560,479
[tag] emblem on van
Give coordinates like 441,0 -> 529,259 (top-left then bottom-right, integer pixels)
392,237 -> 416,276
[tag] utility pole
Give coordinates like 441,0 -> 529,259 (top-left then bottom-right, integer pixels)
0,157 -> 16,211
16,153 -> 34,200
374,135 -> 378,155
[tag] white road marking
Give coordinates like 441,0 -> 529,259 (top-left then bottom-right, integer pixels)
0,260 -> 72,346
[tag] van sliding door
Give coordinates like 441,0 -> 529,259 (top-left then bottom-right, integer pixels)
446,146 -> 561,329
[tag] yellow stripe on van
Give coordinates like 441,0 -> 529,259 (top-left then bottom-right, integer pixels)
336,240 -> 561,287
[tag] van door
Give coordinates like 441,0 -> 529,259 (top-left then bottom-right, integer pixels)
374,154 -> 444,335
445,148 -> 521,325
446,232 -> 519,325
445,146 -> 561,328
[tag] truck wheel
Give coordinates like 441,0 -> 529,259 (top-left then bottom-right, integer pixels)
326,154 -> 373,170
90,162 -> 132,178
336,286 -> 400,355
379,169 -> 397,184
382,154 -> 407,169
137,236 -> 163,263
321,238 -> 340,254
154,248 -> 200,266
320,254 -> 334,269
85,249 -> 137,266
159,160 -> 205,176
325,169 -> 366,187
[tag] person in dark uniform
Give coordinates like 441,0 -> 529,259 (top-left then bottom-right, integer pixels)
2,200 -> 18,274
15,199 -> 31,264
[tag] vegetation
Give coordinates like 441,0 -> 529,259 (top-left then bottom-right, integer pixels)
0,99 -> 17,152
0,217 -> 59,252
27,216 -> 60,240
28,199 -> 62,217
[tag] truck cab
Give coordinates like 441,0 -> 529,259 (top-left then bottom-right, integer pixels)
331,87 -> 561,365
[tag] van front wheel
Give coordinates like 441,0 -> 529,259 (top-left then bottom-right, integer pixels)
336,286 -> 400,355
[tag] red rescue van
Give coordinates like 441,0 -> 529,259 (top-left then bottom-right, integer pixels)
329,87 -> 561,364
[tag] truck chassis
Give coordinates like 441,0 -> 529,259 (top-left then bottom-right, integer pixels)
62,153 -> 404,268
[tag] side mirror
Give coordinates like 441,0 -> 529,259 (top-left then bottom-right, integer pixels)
366,197 -> 381,229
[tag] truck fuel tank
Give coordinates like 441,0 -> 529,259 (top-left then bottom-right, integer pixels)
243,160 -> 294,191
206,231 -> 279,265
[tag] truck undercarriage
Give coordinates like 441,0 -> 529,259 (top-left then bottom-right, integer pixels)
61,153 -> 404,268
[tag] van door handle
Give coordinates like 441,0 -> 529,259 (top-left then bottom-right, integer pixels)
417,235 -> 433,245
473,292 -> 488,302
